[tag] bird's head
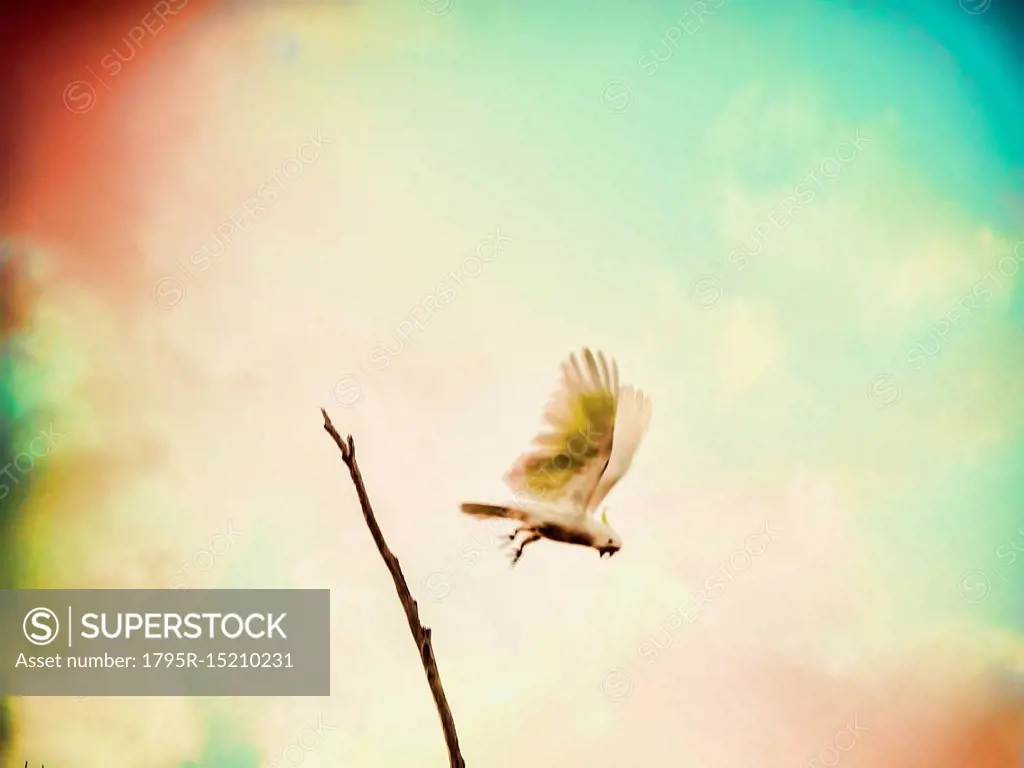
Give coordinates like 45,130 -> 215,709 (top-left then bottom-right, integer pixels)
596,507 -> 622,558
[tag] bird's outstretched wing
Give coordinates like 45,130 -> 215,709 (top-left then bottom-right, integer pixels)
585,384 -> 652,513
503,348 -> 619,513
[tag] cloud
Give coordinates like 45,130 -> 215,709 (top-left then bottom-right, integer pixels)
713,300 -> 783,400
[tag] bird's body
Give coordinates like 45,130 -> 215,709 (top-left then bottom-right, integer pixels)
460,348 -> 653,566
461,500 -> 615,550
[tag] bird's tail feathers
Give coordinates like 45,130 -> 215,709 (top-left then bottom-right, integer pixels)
459,503 -> 529,522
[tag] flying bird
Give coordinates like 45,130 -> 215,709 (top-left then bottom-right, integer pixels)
460,348 -> 653,566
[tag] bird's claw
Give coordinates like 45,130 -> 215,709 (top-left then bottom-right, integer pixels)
502,529 -> 538,565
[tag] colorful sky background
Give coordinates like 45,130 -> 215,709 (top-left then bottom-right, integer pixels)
1,0 -> 1023,765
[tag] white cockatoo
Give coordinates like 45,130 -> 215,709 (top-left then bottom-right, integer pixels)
460,348 -> 653,566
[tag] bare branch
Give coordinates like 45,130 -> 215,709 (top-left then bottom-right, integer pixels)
320,407 -> 466,768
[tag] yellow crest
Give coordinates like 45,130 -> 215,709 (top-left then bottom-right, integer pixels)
601,508 -> 609,526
